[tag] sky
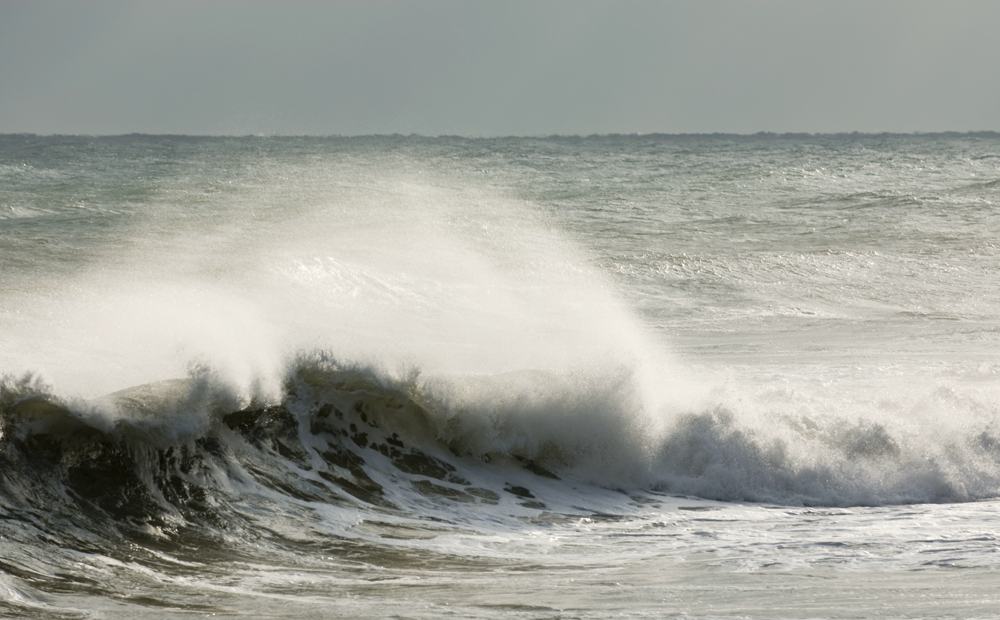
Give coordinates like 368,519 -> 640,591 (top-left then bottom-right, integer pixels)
1,0 -> 998,136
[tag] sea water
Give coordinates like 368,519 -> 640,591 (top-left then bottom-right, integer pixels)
1,133 -> 999,618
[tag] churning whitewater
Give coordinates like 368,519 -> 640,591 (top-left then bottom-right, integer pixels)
1,134 -> 999,618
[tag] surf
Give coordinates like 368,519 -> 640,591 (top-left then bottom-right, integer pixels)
2,143 -> 1000,519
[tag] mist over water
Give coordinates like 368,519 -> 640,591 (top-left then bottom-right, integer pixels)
3,143 -> 663,392
1,134 -> 999,617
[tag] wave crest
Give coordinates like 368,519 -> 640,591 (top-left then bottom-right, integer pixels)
3,354 -> 1000,532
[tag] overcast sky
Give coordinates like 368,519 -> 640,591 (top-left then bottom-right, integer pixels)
1,1 -> 998,135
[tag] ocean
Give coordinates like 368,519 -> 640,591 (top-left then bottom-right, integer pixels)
1,133 -> 998,618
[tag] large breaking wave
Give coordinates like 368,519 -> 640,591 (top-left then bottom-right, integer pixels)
3,351 -> 1000,553
3,162 -> 1000,553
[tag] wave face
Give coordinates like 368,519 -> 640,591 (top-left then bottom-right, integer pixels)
3,354 -> 1000,533
1,134 -> 1000,617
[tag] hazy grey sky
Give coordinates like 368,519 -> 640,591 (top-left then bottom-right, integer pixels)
1,1 -> 998,135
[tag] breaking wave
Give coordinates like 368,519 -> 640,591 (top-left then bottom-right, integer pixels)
3,155 -> 1000,584
3,349 -> 1000,565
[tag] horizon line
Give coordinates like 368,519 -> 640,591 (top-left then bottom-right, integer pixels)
1,130 -> 999,140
